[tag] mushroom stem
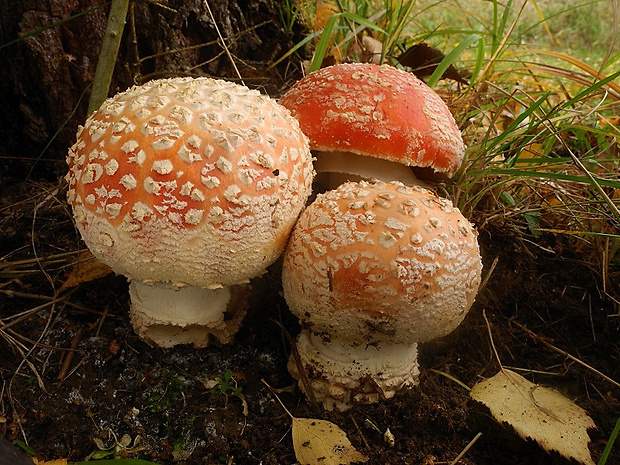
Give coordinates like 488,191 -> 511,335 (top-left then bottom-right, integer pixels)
129,281 -> 249,348
313,151 -> 427,189
290,330 -> 420,411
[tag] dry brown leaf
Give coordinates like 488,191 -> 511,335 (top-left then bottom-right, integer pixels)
470,369 -> 595,465
360,36 -> 382,64
292,417 -> 368,465
59,250 -> 113,291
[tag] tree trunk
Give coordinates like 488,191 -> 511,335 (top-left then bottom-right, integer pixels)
0,0 -> 305,180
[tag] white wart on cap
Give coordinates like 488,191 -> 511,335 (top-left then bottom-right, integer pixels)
282,181 -> 482,410
66,76 -> 314,347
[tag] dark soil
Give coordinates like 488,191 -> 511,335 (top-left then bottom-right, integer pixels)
1,177 -> 619,465
1,2 -> 619,464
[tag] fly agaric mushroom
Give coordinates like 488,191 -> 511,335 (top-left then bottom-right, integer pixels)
279,63 -> 465,187
282,180 -> 482,411
66,76 -> 314,348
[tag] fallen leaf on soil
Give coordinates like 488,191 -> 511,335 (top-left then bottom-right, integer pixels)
292,417 -> 368,465
470,369 -> 595,465
32,460 -> 68,465
396,42 -> 469,83
108,339 -> 121,355
59,250 -> 113,291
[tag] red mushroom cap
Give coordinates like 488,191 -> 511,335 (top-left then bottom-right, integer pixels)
280,63 -> 465,177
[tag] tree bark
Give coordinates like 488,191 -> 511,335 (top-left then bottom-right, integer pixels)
0,0 -> 305,179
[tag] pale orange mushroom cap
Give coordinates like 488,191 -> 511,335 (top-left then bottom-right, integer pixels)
67,76 -> 314,288
283,181 -> 481,344
282,180 -> 482,409
66,76 -> 314,347
280,63 -> 465,178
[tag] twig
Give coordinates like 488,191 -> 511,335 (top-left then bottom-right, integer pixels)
349,415 -> 370,450
482,309 -> 503,370
513,321 -> 620,390
0,250 -> 84,271
0,3 -> 109,51
56,328 -> 84,384
136,20 -> 270,66
271,319 -> 321,415
478,255 -> 498,293
203,0 -> 244,85
448,432 -> 482,465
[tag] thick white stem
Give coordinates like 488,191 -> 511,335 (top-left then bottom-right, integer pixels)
129,281 -> 247,348
130,281 -> 231,326
291,330 -> 420,411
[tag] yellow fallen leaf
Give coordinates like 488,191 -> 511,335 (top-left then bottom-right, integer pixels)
313,0 -> 339,33
59,250 -> 113,291
292,417 -> 368,465
470,369 -> 595,465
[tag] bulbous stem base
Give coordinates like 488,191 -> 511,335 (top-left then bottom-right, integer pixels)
129,280 -> 250,348
289,330 -> 420,411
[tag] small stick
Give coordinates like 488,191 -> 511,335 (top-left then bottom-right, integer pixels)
56,328 -> 84,384
478,256 -> 498,293
88,0 -> 131,114
448,432 -> 482,465
513,321 -> 620,389
62,354 -> 90,383
203,0 -> 244,85
96,307 -> 109,337
482,309 -> 503,370
349,415 -> 370,450
271,319 -> 321,414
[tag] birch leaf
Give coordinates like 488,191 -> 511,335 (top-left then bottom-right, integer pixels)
292,417 -> 368,465
470,369 -> 595,465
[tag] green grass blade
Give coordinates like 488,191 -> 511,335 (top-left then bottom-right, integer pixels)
310,12 -> 384,72
265,31 -> 322,71
25,82 -> 92,181
498,0 -> 513,43
485,93 -> 549,151
469,35 -> 486,84
491,0 -> 498,51
427,34 -> 482,87
14,439 -> 37,455
481,169 -> 620,190
310,13 -> 341,72
559,70 -> 620,109
88,0 -> 130,115
598,415 -> 620,465
380,0 -> 416,62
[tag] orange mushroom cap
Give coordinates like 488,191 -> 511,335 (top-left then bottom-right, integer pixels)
282,180 -> 482,409
283,180 -> 481,346
280,63 -> 465,177
66,77 -> 314,289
